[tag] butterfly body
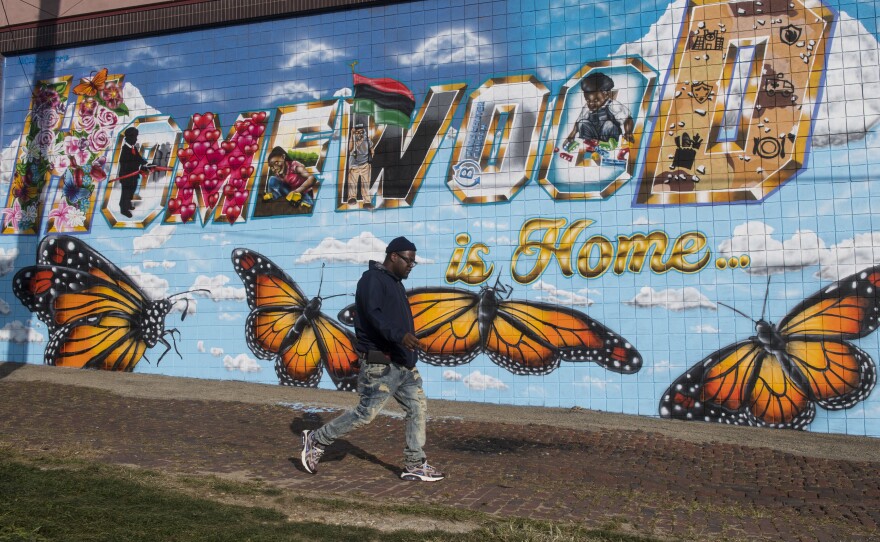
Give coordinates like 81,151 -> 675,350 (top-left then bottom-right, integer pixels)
283,296 -> 324,353
476,283 -> 505,352
13,236 -> 184,371
231,249 -> 359,391
661,266 -> 880,430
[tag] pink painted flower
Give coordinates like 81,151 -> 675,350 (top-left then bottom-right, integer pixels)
33,86 -> 60,112
1,199 -> 23,231
34,108 -> 61,130
95,106 -> 118,128
74,112 -> 97,133
79,98 -> 98,118
49,198 -> 85,232
35,129 -> 55,151
100,82 -> 123,109
63,136 -> 90,164
53,153 -> 71,176
88,129 -> 110,153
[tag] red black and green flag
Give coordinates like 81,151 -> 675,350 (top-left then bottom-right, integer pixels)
352,73 -> 416,128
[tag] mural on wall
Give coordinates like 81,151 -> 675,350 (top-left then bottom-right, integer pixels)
2,0 -> 880,437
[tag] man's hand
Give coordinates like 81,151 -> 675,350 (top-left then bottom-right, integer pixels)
402,333 -> 421,350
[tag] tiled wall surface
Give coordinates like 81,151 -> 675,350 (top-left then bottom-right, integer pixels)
2,0 -> 880,436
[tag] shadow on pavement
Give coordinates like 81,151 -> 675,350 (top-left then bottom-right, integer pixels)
288,418 -> 399,476
0,362 -> 26,380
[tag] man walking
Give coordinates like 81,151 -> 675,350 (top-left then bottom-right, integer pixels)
300,236 -> 444,482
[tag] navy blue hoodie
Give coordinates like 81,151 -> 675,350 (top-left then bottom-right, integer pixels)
354,260 -> 417,368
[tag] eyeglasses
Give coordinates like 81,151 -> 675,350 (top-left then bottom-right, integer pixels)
395,252 -> 417,267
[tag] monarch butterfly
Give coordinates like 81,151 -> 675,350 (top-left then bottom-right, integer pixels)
339,278 -> 642,375
231,248 -> 360,390
13,235 -> 198,371
73,68 -> 108,97
660,266 -> 880,430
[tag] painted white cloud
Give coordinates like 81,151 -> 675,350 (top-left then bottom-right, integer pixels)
633,216 -> 662,226
282,42 -> 346,69
143,260 -> 176,269
0,298 -> 10,315
398,28 -> 495,67
617,4 -> 880,147
159,81 -> 222,106
692,324 -> 719,333
0,321 -> 44,343
811,12 -> 880,147
121,266 -> 169,299
197,340 -> 206,353
297,231 -> 387,264
443,370 -> 508,391
189,275 -> 246,301
117,83 -> 162,130
0,248 -> 19,275
223,353 -> 261,373
334,87 -> 352,98
614,0 -> 686,90
261,82 -> 322,106
625,286 -> 716,311
718,221 -> 826,276
0,142 -> 17,186
133,225 -> 176,254
210,347 -> 225,357
442,370 -> 463,382
818,232 -> 880,280
531,280 -> 594,306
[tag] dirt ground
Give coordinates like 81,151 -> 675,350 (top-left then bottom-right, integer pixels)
2,362 -> 880,541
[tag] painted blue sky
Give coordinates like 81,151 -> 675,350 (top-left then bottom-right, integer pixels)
2,0 -> 880,436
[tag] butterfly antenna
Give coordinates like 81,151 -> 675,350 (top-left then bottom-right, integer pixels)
760,275 -> 772,321
169,289 -> 210,299
317,263 -> 327,297
322,293 -> 349,300
169,289 -> 210,321
717,302 -> 758,324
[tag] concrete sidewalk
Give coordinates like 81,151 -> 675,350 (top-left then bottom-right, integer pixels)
1,362 -> 879,541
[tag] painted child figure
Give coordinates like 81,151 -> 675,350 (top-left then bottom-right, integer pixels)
262,146 -> 319,209
562,71 -> 635,160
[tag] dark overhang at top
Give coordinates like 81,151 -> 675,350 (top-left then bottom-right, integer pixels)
1,0 -> 395,56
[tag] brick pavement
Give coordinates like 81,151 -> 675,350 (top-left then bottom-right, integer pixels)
1,364 -> 879,541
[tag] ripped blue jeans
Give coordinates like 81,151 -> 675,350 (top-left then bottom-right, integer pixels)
312,362 -> 428,468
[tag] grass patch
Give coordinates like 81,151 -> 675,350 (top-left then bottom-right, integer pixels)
0,450 -> 657,542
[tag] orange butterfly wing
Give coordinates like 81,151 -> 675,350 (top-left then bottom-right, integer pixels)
48,316 -> 148,371
784,339 -> 875,410
231,248 -> 359,390
778,266 -> 880,339
484,308 -> 561,375
408,288 -> 481,366
73,68 -> 108,97
498,300 -> 642,374
312,317 -> 361,390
